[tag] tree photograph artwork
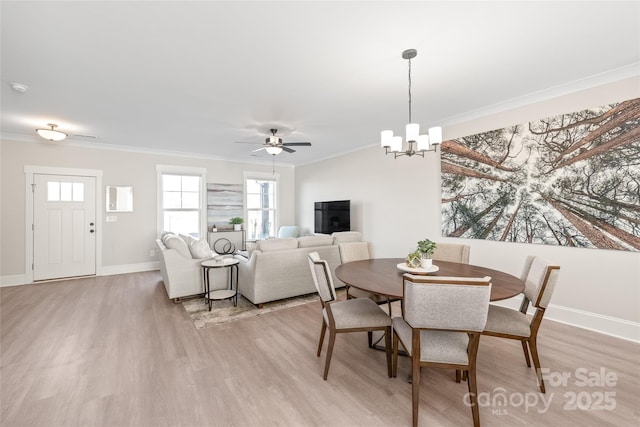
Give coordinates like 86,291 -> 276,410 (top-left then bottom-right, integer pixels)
441,98 -> 640,251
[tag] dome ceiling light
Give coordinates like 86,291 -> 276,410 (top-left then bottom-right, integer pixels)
36,123 -> 68,141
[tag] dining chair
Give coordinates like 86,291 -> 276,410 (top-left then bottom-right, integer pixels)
392,274 -> 492,427
338,242 -> 399,346
432,242 -> 471,264
308,252 -> 392,380
482,255 -> 560,393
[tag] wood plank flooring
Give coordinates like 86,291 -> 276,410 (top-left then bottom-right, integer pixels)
1,271 -> 639,426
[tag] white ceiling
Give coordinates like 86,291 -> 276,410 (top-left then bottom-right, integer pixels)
2,1 -> 639,167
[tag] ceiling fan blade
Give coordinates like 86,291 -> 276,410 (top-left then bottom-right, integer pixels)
252,147 -> 267,152
235,141 -> 263,144
282,142 -> 312,146
282,146 -> 296,153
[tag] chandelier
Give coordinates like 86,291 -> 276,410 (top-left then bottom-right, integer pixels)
381,49 -> 442,158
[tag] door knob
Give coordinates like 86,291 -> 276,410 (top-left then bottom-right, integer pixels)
90,222 -> 95,226
90,229 -> 95,233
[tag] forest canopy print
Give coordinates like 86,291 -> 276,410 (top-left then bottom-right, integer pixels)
441,98 -> 640,251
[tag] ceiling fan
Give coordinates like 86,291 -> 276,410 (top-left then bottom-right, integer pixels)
236,128 -> 311,155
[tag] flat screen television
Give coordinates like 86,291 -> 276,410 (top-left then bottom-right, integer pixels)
314,200 -> 350,234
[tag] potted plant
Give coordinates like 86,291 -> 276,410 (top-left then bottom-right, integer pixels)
230,217 -> 244,231
417,238 -> 437,268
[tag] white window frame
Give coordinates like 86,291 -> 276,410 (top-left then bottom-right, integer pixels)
156,165 -> 207,238
244,171 -> 280,240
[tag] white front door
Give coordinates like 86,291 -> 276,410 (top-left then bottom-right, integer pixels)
33,174 -> 97,281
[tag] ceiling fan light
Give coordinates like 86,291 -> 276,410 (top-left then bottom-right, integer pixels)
36,124 -> 67,141
265,146 -> 283,155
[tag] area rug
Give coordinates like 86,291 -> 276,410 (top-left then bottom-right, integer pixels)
182,292 -> 321,330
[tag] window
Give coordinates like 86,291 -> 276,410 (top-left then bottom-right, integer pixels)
47,181 -> 84,201
157,165 -> 206,238
245,173 -> 278,240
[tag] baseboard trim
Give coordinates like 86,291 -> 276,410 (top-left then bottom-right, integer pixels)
0,274 -> 28,287
100,262 -> 160,276
0,262 -> 160,287
492,298 -> 640,343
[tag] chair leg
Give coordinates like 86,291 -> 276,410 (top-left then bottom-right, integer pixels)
392,331 -> 399,378
323,329 -> 336,380
529,337 -> 546,393
455,370 -> 461,383
384,326 -> 392,378
412,358 -> 421,427
368,331 -> 373,348
467,367 -> 480,427
317,322 -> 327,357
387,298 -> 393,317
521,340 -> 531,367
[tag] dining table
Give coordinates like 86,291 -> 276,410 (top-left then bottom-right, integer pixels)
335,258 -> 525,302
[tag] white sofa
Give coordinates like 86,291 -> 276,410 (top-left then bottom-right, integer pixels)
156,232 -> 228,301
234,231 -> 363,307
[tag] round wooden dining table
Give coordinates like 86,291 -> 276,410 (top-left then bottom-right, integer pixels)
335,258 -> 525,302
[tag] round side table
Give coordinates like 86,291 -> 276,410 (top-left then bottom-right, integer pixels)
201,258 -> 240,311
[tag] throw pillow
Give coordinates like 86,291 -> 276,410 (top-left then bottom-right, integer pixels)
189,239 -> 213,259
164,235 -> 191,258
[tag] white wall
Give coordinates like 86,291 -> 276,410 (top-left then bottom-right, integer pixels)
0,139 -> 295,281
295,77 -> 640,341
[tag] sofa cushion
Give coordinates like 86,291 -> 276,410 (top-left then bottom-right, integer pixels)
189,239 -> 213,259
256,238 -> 299,252
164,235 -> 191,258
332,231 -> 362,244
297,235 -> 334,248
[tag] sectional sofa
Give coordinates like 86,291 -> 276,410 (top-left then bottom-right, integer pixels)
234,231 -> 363,307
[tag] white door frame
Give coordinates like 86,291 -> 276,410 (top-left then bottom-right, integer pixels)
24,166 -> 103,284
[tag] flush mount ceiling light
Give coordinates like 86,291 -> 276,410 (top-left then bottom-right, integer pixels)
36,123 -> 68,141
381,49 -> 442,158
10,82 -> 29,93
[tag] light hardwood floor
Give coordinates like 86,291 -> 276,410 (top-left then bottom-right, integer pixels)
1,271 -> 638,426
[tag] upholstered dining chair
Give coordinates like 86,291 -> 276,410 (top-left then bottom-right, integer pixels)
338,242 -> 399,347
308,252 -> 392,380
392,274 -> 492,427
432,242 -> 471,264
482,256 -> 560,393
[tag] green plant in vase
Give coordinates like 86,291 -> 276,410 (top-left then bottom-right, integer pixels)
230,217 -> 244,230
417,238 -> 437,268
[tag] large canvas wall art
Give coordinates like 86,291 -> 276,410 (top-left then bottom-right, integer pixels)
440,98 -> 640,251
207,183 -> 243,229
